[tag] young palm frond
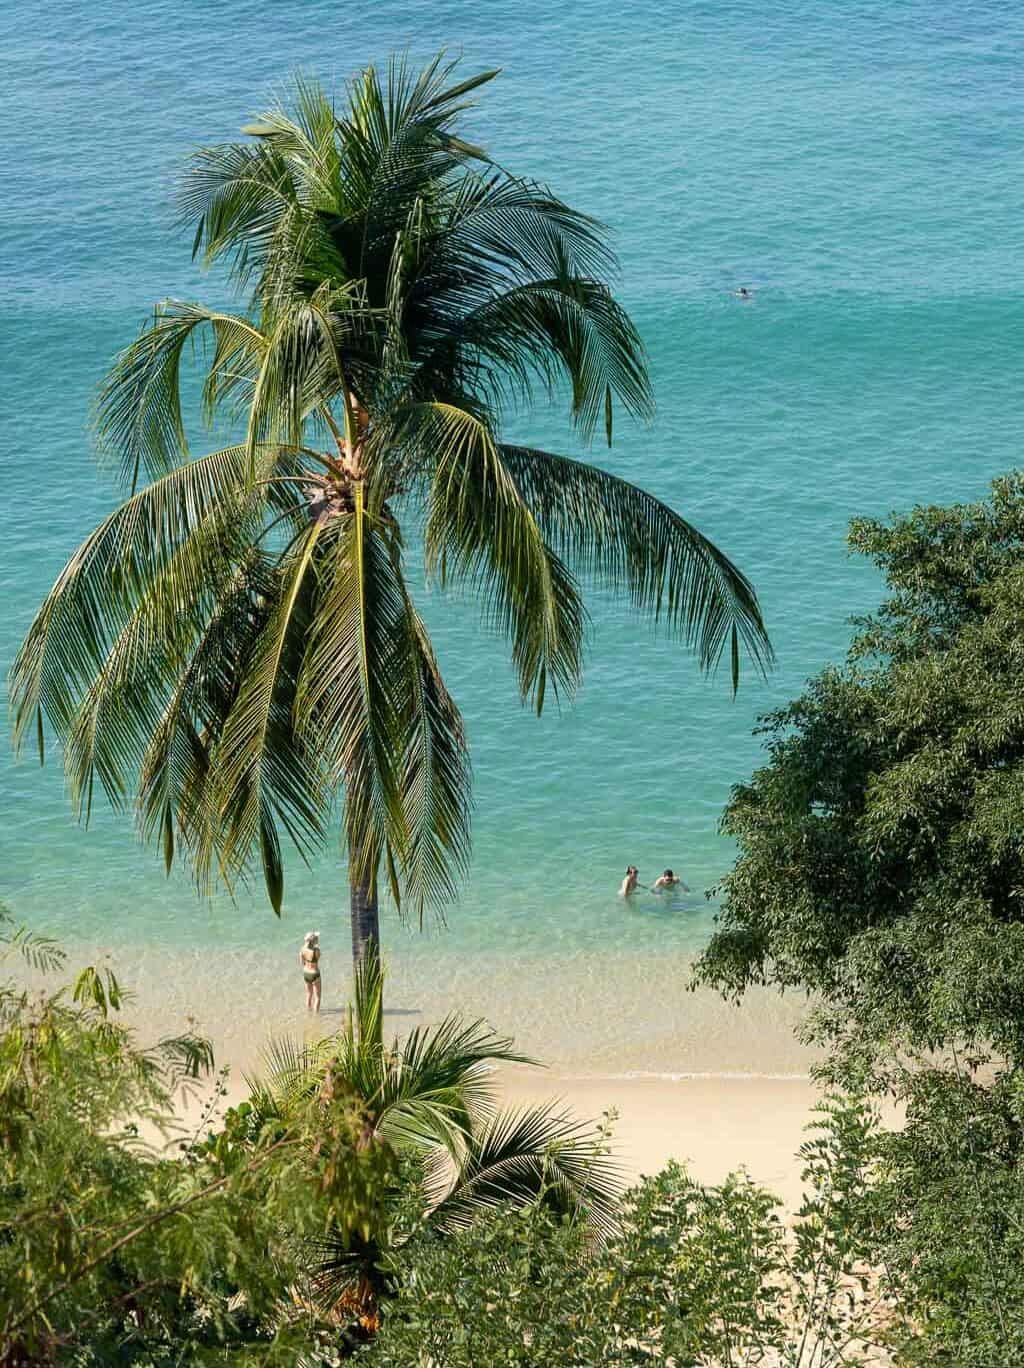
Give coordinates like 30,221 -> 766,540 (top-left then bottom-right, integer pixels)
256,960 -> 617,1331
425,1102 -> 622,1239
247,959 -> 529,1158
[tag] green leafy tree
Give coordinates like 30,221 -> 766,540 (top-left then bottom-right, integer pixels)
10,57 -> 771,968
696,472 -> 1024,1081
1,915 -> 893,1364
867,1066 -> 1024,1366
0,909 -> 394,1364
695,473 -> 1024,1364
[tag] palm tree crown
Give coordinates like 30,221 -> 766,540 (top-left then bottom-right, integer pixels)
11,56 -> 771,960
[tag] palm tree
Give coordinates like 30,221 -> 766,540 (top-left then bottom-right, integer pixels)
10,56 -> 772,969
251,958 -> 619,1336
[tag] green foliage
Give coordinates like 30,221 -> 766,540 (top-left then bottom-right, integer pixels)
365,1097 -> 887,1366
11,55 -> 770,949
696,473 -> 1024,1083
0,921 -> 393,1364
866,1064 -> 1024,1366
0,926 -> 624,1363
694,474 -> 1024,1364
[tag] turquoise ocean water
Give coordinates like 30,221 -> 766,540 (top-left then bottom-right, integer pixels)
3,0 -> 1023,976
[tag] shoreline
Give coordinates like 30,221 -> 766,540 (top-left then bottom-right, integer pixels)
19,937 -> 818,1079
18,939 -> 836,1210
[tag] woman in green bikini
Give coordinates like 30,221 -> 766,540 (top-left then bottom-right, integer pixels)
300,931 -> 322,1013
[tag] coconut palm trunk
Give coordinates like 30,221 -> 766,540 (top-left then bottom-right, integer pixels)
350,878 -> 380,970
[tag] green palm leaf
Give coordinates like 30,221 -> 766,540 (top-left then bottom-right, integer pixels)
11,444 -> 265,763
292,486 -> 409,901
415,402 -> 586,712
206,521 -> 330,909
426,1102 -> 622,1239
97,304 -> 266,489
500,442 -> 774,687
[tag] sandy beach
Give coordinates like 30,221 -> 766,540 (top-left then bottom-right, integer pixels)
500,1068 -> 824,1210
148,1059 -> 824,1212
24,939 -> 834,1209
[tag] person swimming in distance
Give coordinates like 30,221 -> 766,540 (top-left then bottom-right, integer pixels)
652,868 -> 690,893
619,865 -> 641,897
734,286 -> 753,300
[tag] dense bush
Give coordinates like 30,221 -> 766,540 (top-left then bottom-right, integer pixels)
0,911 -> 394,1365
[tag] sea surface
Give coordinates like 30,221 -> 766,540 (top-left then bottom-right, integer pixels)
2,0 -> 1023,1071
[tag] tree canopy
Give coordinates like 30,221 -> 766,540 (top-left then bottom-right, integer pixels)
697,473 -> 1024,1082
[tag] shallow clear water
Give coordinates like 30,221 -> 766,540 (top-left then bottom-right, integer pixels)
3,1 -> 1023,1017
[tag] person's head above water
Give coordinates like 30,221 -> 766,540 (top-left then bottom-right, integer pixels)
663,869 -> 674,879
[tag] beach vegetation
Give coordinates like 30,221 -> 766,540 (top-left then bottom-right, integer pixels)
0,924 -> 615,1362
0,907 -> 389,1363
9,56 -> 771,973
1,918 -> 896,1365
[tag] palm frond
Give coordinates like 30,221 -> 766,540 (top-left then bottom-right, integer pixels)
435,171 -> 615,286
392,577 -> 472,923
500,443 -> 774,687
0,909 -> 66,974
292,488 -> 409,900
9,445 -> 269,765
352,948 -> 385,1053
96,303 -> 266,489
427,1102 -> 622,1238
182,139 -> 298,280
137,550 -> 275,875
148,1032 -> 215,1085
204,521 -> 331,910
340,56 -> 495,257
244,285 -> 362,462
375,1014 -> 532,1155
455,277 -> 653,440
59,501 -> 251,819
246,1034 -> 334,1122
413,402 -> 586,712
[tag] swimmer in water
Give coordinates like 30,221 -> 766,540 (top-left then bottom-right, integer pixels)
734,286 -> 753,299
619,865 -> 641,897
652,868 -> 690,893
